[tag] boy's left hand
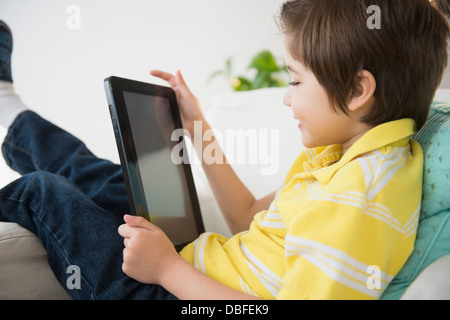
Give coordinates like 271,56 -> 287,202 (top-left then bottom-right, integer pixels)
118,214 -> 180,285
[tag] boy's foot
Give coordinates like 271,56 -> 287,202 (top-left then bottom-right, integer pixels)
0,21 -> 27,128
0,20 -> 13,83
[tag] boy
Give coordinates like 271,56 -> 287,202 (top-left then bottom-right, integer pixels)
0,0 -> 448,300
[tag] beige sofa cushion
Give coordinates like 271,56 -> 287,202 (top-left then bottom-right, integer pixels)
0,222 -> 71,299
401,254 -> 450,300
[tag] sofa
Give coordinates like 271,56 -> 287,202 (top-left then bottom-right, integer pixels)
0,88 -> 449,299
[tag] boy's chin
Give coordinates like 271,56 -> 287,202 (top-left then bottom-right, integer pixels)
301,136 -> 318,149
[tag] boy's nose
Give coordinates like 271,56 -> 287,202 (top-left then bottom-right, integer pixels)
283,90 -> 291,108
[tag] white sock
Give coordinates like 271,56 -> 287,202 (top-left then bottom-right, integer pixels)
0,80 -> 28,128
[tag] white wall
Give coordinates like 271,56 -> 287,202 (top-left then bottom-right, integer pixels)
0,0 -> 287,187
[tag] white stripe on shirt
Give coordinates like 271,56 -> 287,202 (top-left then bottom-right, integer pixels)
285,235 -> 394,298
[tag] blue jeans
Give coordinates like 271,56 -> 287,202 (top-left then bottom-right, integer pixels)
0,111 -> 177,300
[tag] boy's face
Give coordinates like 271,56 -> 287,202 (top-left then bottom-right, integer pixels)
283,47 -> 369,152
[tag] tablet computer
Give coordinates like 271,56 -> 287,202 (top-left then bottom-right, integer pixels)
104,76 -> 204,250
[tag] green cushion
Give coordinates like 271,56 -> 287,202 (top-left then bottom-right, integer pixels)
380,102 -> 450,300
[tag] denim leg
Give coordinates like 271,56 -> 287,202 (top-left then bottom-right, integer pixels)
0,171 -> 176,300
1,111 -> 129,218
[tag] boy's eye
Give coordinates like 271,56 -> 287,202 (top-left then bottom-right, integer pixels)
289,81 -> 301,87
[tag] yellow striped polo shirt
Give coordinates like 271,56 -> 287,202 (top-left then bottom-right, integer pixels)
179,118 -> 423,299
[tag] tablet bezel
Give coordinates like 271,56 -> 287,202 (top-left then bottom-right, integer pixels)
104,76 -> 205,248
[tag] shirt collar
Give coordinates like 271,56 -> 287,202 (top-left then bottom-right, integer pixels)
300,119 -> 416,184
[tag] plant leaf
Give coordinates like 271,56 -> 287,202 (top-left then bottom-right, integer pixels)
233,76 -> 253,91
225,57 -> 233,78
252,71 -> 271,89
248,51 -> 279,73
207,70 -> 225,83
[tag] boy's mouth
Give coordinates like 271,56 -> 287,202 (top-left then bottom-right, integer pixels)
294,116 -> 302,129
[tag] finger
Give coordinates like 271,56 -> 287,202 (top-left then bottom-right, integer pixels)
150,70 -> 177,87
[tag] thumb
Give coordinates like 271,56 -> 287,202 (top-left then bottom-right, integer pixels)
123,214 -> 153,230
175,69 -> 185,85
175,70 -> 196,101
175,70 -> 190,92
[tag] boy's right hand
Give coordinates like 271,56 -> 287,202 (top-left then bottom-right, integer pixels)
150,70 -> 205,135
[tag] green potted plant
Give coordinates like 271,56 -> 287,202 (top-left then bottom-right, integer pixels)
209,50 -> 289,91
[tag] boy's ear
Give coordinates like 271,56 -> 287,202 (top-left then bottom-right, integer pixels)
348,70 -> 376,112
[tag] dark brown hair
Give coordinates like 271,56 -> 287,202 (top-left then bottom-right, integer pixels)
278,0 -> 450,130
